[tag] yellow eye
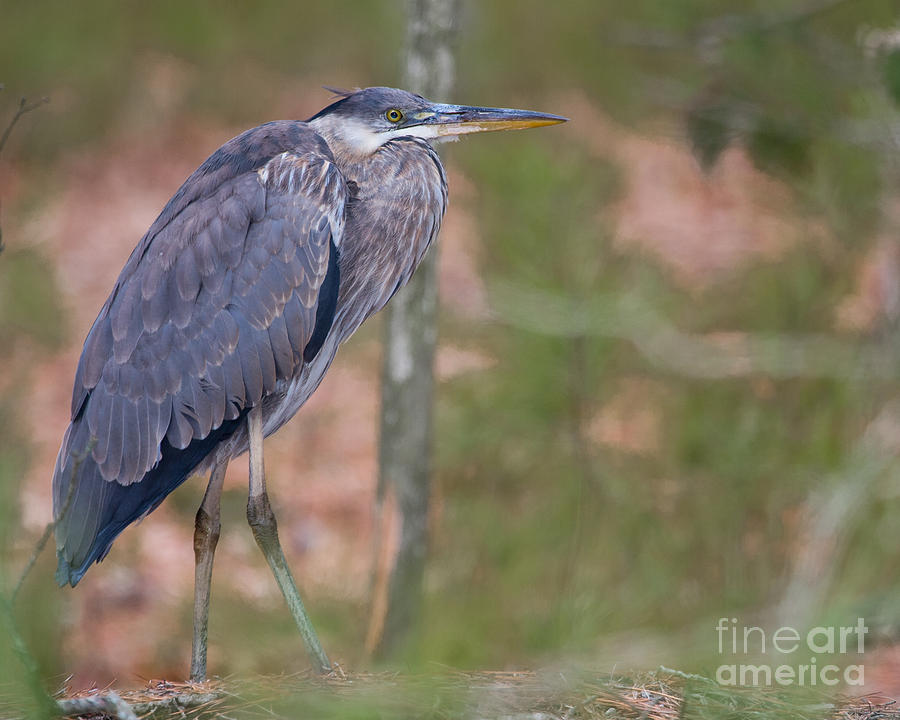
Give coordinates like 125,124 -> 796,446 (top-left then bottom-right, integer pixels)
386,108 -> 403,123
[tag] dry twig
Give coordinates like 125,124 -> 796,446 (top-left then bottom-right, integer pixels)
0,90 -> 49,255
57,691 -> 138,720
58,680 -> 224,720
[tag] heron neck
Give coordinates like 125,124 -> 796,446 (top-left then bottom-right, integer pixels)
330,138 -> 448,339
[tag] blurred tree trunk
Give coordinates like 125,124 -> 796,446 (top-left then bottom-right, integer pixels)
369,0 -> 460,660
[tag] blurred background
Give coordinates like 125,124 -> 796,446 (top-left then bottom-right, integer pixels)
3,0 -> 900,702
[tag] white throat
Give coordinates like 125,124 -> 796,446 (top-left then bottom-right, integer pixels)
310,116 -> 454,157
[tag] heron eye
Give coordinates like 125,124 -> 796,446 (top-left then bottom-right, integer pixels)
385,108 -> 403,123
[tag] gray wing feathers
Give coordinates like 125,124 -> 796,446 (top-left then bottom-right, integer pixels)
65,145 -> 346,487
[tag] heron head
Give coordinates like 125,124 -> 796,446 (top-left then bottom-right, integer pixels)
309,86 -> 566,157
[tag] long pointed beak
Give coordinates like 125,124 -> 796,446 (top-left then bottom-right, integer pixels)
411,103 -> 568,137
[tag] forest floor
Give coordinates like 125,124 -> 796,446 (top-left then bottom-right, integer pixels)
50,669 -> 900,720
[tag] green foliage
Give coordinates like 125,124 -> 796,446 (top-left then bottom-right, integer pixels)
0,248 -> 66,353
0,0 -> 403,160
747,117 -> 810,177
0,396 -> 62,719
420,0 -> 900,672
883,49 -> 900,106
686,95 -> 736,170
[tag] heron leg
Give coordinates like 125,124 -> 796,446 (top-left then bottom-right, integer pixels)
246,405 -> 331,674
190,458 -> 228,682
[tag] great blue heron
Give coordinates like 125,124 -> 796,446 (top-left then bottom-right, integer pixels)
52,86 -> 565,680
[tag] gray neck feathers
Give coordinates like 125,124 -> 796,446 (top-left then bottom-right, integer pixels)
329,138 -> 448,338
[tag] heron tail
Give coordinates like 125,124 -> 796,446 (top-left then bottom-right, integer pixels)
53,409 -> 248,587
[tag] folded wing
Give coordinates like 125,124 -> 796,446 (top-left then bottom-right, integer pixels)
53,123 -> 346,585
